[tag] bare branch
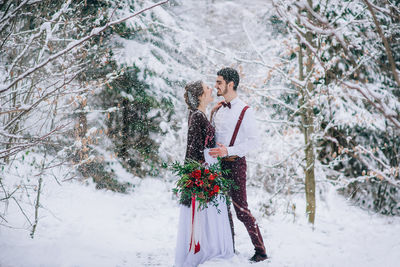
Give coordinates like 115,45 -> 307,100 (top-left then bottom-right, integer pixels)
0,0 -> 30,29
364,0 -> 400,88
3,71 -> 81,130
30,175 -> 42,238
7,0 -> 73,75
342,81 -> 400,128
0,123 -> 69,159
11,197 -> 32,226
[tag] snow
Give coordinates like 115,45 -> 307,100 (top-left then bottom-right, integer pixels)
120,91 -> 135,102
1,175 -> 400,267
160,121 -> 168,132
2,0 -> 400,266
106,107 -> 118,113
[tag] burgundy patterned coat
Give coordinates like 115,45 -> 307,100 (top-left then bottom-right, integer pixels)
181,110 -> 215,206
185,110 -> 215,163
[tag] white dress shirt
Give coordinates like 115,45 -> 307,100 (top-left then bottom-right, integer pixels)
213,97 -> 259,157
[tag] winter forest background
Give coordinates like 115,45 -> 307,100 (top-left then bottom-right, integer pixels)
1,0 -> 400,266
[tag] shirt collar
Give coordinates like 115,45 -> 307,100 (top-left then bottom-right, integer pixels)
228,97 -> 239,106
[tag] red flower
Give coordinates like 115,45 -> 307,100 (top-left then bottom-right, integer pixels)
213,185 -> 220,193
195,179 -> 204,187
204,169 -> 210,174
209,174 -> 215,181
192,170 -> 201,179
186,180 -> 193,188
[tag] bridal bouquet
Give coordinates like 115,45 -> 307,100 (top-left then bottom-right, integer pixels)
169,159 -> 233,211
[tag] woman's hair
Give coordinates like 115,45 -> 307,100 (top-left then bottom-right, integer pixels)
184,80 -> 204,110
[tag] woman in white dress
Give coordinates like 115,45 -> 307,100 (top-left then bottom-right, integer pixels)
174,81 -> 234,267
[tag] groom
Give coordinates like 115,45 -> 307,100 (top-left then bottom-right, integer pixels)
209,67 -> 268,262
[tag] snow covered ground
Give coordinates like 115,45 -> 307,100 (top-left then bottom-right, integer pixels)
1,175 -> 400,267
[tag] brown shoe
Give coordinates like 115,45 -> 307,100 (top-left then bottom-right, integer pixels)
249,251 -> 268,262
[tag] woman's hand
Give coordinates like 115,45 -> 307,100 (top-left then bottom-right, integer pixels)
210,101 -> 223,121
211,101 -> 224,113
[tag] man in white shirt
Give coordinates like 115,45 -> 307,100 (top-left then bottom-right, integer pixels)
209,68 -> 268,262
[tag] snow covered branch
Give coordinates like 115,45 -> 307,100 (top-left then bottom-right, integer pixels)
363,0 -> 400,88
0,0 -> 169,94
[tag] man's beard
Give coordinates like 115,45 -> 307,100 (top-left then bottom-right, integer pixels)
217,85 -> 227,97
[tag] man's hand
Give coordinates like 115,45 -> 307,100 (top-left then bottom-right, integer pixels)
209,143 -> 228,158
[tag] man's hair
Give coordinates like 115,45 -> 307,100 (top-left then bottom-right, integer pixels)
217,67 -> 240,91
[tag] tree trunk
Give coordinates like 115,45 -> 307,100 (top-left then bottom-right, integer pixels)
305,28 -> 316,225
73,99 -> 88,169
297,1 -> 316,224
120,98 -> 129,161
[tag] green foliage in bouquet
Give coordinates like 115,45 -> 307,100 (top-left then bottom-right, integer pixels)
170,159 -> 235,211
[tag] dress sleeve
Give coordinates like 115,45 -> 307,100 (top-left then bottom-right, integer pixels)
185,111 -> 206,163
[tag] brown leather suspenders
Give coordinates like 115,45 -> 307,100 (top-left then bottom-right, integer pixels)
222,105 -> 249,162
229,106 -> 249,147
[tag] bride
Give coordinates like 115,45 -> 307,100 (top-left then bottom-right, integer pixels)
174,81 -> 234,267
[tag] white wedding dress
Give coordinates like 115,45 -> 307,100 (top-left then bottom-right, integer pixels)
174,149 -> 234,267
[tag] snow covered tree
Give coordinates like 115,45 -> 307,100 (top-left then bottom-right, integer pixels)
272,0 -> 400,216
98,64 -> 173,177
0,0 -> 169,232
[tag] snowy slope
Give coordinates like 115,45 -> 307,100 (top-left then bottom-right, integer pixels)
1,175 -> 400,267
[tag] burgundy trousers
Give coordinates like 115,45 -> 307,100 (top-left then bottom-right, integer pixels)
222,157 -> 266,254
